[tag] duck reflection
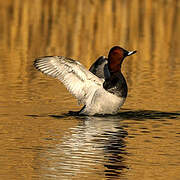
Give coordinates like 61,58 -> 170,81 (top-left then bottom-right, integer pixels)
33,110 -> 180,179
41,116 -> 128,179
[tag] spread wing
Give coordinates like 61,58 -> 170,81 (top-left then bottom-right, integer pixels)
34,56 -> 103,105
89,56 -> 110,79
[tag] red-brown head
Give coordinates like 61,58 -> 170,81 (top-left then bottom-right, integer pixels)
108,46 -> 136,73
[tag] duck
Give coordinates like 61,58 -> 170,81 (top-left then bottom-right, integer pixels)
34,46 -> 136,115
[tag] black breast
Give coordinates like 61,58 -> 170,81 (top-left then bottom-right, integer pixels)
103,72 -> 128,98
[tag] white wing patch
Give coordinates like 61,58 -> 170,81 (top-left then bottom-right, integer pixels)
34,56 -> 103,105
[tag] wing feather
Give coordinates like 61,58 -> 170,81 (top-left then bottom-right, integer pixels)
89,56 -> 110,79
34,56 -> 103,104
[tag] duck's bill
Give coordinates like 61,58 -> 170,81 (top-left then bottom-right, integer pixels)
127,50 -> 137,56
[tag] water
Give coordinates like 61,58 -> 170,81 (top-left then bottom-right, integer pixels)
0,0 -> 180,179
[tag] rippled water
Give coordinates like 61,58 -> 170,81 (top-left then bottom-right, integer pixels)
0,0 -> 180,179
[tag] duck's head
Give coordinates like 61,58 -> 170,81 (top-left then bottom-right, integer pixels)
108,46 -> 137,73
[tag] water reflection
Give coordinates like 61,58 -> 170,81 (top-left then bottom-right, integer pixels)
39,116 -> 128,179
36,110 -> 180,179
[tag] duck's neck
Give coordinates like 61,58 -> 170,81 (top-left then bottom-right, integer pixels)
108,50 -> 126,74
108,61 -> 123,74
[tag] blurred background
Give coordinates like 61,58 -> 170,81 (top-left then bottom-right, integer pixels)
0,0 -> 179,111
0,0 -> 180,180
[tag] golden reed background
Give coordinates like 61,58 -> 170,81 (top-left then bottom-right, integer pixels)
0,0 -> 179,58
0,0 -> 179,111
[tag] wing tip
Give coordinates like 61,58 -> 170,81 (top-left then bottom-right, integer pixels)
34,56 -> 62,78
33,57 -> 46,73
34,58 -> 44,71
34,56 -> 52,68
34,58 -> 40,70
